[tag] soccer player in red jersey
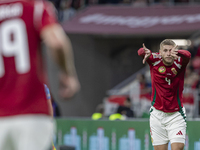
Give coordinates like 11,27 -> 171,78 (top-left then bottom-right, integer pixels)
0,0 -> 80,150
138,39 -> 191,150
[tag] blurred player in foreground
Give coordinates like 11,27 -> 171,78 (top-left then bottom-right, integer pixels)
138,39 -> 191,150
0,0 -> 80,150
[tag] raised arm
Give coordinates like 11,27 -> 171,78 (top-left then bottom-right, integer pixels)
177,50 -> 191,67
138,43 -> 152,64
168,45 -> 191,67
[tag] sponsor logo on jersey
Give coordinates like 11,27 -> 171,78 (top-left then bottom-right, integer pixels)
158,66 -> 166,73
176,131 -> 183,135
171,68 -> 177,75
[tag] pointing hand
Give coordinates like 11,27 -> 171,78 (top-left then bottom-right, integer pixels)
142,43 -> 151,64
171,45 -> 179,60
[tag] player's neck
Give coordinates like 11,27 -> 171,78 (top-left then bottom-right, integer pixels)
162,60 -> 173,66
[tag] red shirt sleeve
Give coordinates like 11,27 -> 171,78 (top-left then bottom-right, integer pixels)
138,48 -> 161,65
178,50 -> 191,67
138,48 -> 146,57
35,1 -> 58,33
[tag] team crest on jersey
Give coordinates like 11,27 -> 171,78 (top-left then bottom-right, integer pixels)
171,68 -> 177,75
158,66 -> 166,73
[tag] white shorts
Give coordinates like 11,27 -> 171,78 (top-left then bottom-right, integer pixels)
0,115 -> 55,150
150,107 -> 187,146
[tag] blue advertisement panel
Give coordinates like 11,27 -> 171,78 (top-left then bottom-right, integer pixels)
55,119 -> 200,150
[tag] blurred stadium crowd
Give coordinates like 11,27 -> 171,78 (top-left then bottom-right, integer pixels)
48,0 -> 200,23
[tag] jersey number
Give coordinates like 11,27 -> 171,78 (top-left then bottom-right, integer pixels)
165,77 -> 171,85
0,19 -> 30,78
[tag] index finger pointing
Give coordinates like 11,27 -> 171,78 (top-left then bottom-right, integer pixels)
173,45 -> 178,50
143,43 -> 146,49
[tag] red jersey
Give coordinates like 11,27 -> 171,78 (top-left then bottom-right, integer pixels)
138,48 -> 191,112
0,0 -> 57,116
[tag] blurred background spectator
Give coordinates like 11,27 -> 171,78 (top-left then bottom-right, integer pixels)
116,97 -> 134,118
91,103 -> 105,120
59,0 -> 77,22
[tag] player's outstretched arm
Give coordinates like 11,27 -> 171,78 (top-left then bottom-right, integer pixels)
171,45 -> 179,60
177,49 -> 191,66
138,43 -> 151,64
41,24 -> 80,99
171,45 -> 191,66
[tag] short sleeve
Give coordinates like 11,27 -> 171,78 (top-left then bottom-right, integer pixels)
34,1 -> 58,33
147,52 -> 162,66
